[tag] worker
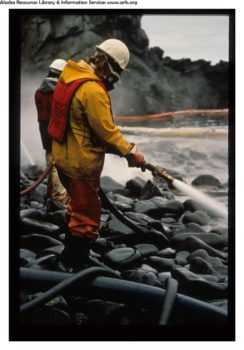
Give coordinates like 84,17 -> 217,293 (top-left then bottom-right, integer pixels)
35,59 -> 69,205
48,39 -> 145,268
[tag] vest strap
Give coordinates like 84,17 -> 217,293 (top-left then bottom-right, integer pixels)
48,78 -> 109,142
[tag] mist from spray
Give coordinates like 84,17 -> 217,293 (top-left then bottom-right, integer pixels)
172,178 -> 228,220
21,139 -> 35,166
102,154 -> 152,185
21,72 -> 47,168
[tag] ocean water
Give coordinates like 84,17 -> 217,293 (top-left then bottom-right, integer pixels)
103,118 -> 228,189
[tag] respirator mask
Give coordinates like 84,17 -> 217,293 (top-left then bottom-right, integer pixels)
103,73 -> 119,91
103,55 -> 122,91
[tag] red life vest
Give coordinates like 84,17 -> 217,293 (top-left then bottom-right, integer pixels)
35,89 -> 53,123
48,78 -> 109,143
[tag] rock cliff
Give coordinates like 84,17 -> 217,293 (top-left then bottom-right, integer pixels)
21,14 -> 229,115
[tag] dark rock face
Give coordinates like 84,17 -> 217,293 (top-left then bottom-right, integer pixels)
21,14 -> 228,114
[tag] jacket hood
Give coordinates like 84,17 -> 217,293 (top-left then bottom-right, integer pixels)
60,59 -> 100,84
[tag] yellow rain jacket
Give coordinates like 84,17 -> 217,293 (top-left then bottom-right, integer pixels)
52,59 -> 133,179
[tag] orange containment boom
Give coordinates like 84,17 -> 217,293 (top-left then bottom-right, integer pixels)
115,108 -> 228,122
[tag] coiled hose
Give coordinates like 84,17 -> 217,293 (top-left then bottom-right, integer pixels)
20,266 -> 120,314
20,268 -> 227,324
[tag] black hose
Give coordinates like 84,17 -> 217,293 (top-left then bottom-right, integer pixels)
99,187 -> 148,234
88,256 -> 121,275
100,187 -> 169,249
20,268 -> 227,324
20,165 -> 150,238
145,163 -> 155,172
20,266 -> 119,314
158,278 -> 178,325
20,166 -> 149,237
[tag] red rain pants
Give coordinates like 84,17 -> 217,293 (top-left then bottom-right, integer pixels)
58,172 -> 101,240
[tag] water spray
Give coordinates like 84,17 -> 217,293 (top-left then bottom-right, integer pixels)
145,162 -> 228,220
21,139 -> 35,166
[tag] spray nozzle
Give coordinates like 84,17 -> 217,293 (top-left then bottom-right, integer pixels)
144,163 -> 228,220
145,162 -> 175,183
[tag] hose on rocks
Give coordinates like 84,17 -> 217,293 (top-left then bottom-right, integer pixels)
19,161 -> 153,239
158,278 -> 178,325
20,266 -> 120,315
20,164 -> 148,236
20,163 -> 53,197
20,268 -> 228,324
99,187 -> 148,235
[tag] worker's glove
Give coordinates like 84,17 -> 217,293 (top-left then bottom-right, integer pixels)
126,146 -> 146,171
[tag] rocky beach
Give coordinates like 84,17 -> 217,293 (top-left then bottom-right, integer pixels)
20,120 -> 229,325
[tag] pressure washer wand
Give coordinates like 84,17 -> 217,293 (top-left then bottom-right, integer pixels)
144,162 -> 228,220
144,162 -> 175,184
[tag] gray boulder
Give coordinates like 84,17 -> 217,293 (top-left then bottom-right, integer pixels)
191,174 -> 222,188
100,176 -> 127,195
170,232 -> 226,250
182,210 -> 210,226
126,177 -> 147,196
140,180 -> 174,200
21,218 -> 61,236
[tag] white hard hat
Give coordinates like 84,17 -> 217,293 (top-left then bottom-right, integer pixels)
96,39 -> 130,70
49,59 -> 66,72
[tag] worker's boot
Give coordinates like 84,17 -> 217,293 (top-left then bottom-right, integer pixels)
61,233 -> 92,270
